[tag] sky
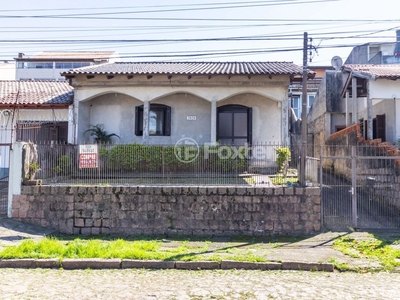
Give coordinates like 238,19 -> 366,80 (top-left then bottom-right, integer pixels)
1,0 -> 400,67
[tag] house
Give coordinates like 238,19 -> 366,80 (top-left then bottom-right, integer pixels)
0,80 -> 74,177
340,64 -> 400,144
62,61 -> 312,147
307,64 -> 400,152
15,51 -> 119,81
345,30 -> 400,65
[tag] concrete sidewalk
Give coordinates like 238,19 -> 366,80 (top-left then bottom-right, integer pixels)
0,217 -> 398,271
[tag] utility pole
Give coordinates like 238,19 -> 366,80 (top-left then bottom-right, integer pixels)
300,32 -> 308,186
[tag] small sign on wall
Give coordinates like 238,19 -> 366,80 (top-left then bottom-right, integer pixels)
79,144 -> 98,168
187,116 -> 197,121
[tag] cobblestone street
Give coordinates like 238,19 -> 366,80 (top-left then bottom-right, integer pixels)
1,269 -> 400,299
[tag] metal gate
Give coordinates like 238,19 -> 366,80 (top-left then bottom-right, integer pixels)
321,145 -> 400,230
0,144 -> 10,216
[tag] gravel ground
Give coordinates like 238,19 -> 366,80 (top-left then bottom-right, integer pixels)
1,269 -> 400,299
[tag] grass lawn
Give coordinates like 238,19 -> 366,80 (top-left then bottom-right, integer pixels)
0,235 -> 302,262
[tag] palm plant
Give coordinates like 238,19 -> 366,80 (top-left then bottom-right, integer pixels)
84,124 -> 120,144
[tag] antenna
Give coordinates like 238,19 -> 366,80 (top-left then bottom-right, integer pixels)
331,56 -> 343,71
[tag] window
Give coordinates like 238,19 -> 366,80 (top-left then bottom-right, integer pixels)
291,96 -> 301,118
291,94 -> 316,118
135,104 -> 171,136
307,95 -> 315,113
55,62 -> 92,69
25,62 -> 53,69
217,105 -> 252,145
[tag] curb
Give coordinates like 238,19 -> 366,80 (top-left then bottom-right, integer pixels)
0,259 -> 334,272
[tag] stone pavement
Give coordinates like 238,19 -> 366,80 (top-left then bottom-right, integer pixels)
0,217 -> 398,271
1,269 -> 400,299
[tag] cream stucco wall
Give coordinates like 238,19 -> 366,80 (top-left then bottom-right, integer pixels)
71,74 -> 291,145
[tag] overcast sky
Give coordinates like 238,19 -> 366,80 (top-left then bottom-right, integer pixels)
1,0 -> 399,66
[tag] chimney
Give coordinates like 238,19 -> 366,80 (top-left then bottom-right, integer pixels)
394,31 -> 400,56
18,52 -> 25,58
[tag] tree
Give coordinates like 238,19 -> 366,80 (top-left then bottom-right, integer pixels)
84,124 -> 120,144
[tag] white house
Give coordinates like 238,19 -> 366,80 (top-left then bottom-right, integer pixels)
340,64 -> 400,144
15,51 -> 119,81
0,80 -> 74,177
62,61 -> 311,147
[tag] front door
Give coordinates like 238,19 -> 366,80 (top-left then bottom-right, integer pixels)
217,105 -> 252,145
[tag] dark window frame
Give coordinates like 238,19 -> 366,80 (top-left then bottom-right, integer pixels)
217,104 -> 252,145
135,104 -> 171,136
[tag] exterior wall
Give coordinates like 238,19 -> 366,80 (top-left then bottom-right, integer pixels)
16,68 -> 67,81
12,185 -> 321,236
307,71 -> 345,153
80,93 -> 143,144
0,62 -> 15,80
73,74 -> 291,144
344,45 -> 369,64
369,79 -> 400,99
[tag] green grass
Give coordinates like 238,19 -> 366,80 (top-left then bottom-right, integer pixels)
0,237 -> 268,262
332,235 -> 400,271
270,175 -> 298,186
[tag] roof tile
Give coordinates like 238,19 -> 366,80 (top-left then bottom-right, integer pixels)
0,80 -> 73,106
62,61 -> 311,76
343,64 -> 400,78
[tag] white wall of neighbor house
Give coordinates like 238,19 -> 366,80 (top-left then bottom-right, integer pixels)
72,74 -> 290,145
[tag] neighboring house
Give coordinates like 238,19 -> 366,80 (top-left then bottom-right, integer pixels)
0,61 -> 15,80
307,64 -> 400,152
306,70 -> 345,151
341,64 -> 400,144
15,51 -> 119,81
62,61 -> 312,147
345,30 -> 400,65
0,80 -> 74,177
289,65 -> 333,120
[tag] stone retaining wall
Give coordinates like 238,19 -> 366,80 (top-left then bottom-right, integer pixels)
12,185 -> 321,236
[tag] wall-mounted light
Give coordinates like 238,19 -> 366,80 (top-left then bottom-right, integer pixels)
2,110 -> 11,116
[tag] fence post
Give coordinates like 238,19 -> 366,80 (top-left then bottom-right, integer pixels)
351,145 -> 358,228
8,142 -> 23,218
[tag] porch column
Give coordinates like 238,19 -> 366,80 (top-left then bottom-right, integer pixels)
142,100 -> 149,144
210,99 -> 217,144
366,81 -> 373,140
281,98 -> 290,145
68,105 -> 75,144
352,76 -> 357,124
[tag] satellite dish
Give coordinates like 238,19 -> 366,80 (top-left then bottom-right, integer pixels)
331,56 -> 343,70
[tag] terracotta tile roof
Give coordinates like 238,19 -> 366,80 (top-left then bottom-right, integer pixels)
16,51 -> 118,61
343,64 -> 400,79
0,80 -> 73,106
62,61 -> 311,76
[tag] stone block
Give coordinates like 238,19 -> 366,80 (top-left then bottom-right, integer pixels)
121,260 -> 175,269
221,261 -> 281,270
81,228 -> 92,235
0,259 -> 36,268
175,261 -> 220,270
74,218 -> 84,227
35,259 -> 60,269
284,187 -> 294,195
61,259 -> 121,270
282,262 -> 334,272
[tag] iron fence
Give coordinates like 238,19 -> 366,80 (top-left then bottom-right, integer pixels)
33,142 -> 314,186
320,145 -> 400,229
